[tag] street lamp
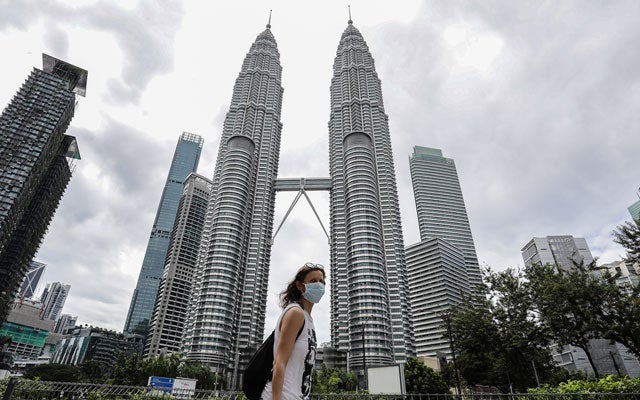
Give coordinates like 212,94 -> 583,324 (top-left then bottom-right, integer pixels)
360,314 -> 374,391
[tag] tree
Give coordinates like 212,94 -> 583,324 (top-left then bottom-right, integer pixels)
311,365 -> 357,393
448,268 -> 559,392
80,360 -> 106,382
24,363 -> 82,382
404,357 -> 449,394
525,262 -> 605,378
613,218 -> 640,266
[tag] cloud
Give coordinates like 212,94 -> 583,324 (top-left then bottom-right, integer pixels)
371,0 -> 640,268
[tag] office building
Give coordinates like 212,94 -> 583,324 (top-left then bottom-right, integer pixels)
328,19 -> 414,369
521,235 -> 629,376
184,19 -> 414,383
53,313 -> 77,334
124,132 -> 203,336
0,299 -> 59,359
145,173 -> 212,357
40,282 -> 70,321
52,326 -> 142,368
521,236 -> 594,271
0,54 -> 86,324
406,238 -> 468,357
409,146 -> 482,288
182,23 -> 284,375
629,198 -> 640,221
17,261 -> 46,299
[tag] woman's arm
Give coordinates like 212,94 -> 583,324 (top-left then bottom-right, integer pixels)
271,306 -> 305,400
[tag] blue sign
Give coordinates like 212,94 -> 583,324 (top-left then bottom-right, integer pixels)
148,376 -> 174,393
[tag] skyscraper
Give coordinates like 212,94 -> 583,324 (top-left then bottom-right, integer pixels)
405,238 -> 468,357
0,54 -> 86,324
521,235 -> 627,376
629,198 -> 640,221
124,132 -> 203,335
182,24 -> 284,373
328,19 -> 414,368
145,173 -> 212,357
40,282 -> 70,321
409,146 -> 482,288
521,236 -> 593,271
18,261 -> 46,299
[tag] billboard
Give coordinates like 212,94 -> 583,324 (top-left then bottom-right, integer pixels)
366,364 -> 405,394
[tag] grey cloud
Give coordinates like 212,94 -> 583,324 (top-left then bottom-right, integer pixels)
0,0 -> 183,105
373,0 -> 640,268
43,22 -> 69,59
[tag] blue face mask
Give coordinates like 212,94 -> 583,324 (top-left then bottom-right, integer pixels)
302,282 -> 325,303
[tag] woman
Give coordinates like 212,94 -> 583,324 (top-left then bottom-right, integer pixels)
261,262 -> 326,400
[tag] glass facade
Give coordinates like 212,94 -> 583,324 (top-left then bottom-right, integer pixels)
409,146 -> 482,288
123,133 -> 203,335
629,199 -> 640,221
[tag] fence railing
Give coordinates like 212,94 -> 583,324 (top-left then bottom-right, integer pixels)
2,379 -> 640,400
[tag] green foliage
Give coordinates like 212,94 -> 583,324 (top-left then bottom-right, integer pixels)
530,375 -> 640,394
404,357 -> 449,394
23,363 -> 83,382
311,365 -> 357,393
613,218 -> 640,266
447,268 -> 560,392
110,353 -> 224,390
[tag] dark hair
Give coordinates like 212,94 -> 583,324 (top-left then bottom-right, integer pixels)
279,264 -> 326,308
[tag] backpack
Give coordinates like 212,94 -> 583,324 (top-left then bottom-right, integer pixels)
242,322 -> 304,400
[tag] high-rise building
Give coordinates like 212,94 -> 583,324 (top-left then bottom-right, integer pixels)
521,235 -> 628,376
182,24 -> 284,374
53,313 -> 77,334
521,236 -> 593,271
40,282 -> 70,321
405,238 -> 468,357
124,132 -> 203,335
145,173 -> 212,357
328,19 -> 414,368
629,198 -> 640,221
0,54 -> 86,324
18,261 -> 46,299
409,146 -> 482,288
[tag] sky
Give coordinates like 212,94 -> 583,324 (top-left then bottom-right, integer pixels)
1,0 -> 639,347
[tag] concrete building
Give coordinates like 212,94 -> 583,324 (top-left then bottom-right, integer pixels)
0,54 -> 86,324
184,19 -> 413,386
328,18 -> 414,371
182,24 -> 284,376
521,235 -> 631,376
406,238 -> 468,358
0,299 -> 59,359
409,146 -> 482,288
40,282 -> 70,321
53,313 -> 77,334
124,132 -> 203,336
52,326 -> 142,369
145,173 -> 212,357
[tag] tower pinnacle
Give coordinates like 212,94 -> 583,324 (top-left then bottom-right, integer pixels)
348,5 -> 353,25
267,9 -> 272,29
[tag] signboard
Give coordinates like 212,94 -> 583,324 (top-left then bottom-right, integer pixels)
148,376 -> 174,394
367,364 -> 405,394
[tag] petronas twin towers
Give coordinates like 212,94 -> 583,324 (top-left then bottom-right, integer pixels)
182,19 -> 414,375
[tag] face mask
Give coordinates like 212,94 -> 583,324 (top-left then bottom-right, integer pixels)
302,282 -> 325,303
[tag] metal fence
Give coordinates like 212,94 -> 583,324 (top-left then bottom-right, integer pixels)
1,380 -> 640,400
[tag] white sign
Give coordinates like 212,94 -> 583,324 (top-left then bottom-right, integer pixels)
367,364 -> 405,394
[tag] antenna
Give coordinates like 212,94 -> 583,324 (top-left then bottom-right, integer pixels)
348,5 -> 353,24
267,9 -> 272,29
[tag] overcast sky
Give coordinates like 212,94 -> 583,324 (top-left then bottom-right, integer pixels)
1,0 -> 639,346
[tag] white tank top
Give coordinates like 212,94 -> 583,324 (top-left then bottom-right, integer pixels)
261,303 -> 317,400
